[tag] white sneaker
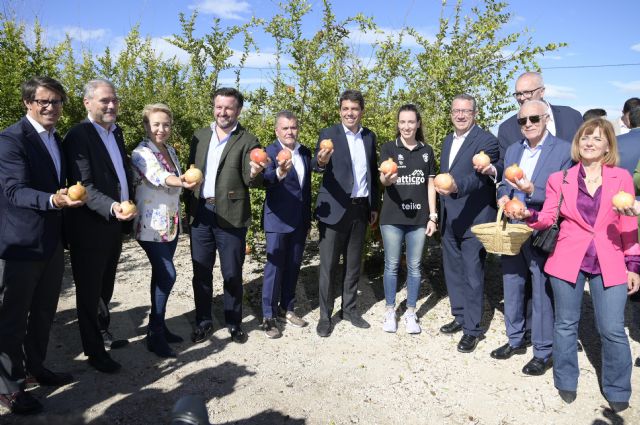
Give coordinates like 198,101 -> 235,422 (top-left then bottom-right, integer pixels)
382,309 -> 397,333
403,311 -> 421,334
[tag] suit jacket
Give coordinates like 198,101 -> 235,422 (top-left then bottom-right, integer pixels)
616,128 -> 640,177
184,123 -> 262,228
63,120 -> 134,239
529,164 -> 638,287
311,124 -> 379,225
498,104 -> 582,161
0,117 -> 65,260
262,141 -> 312,233
439,125 -> 500,238
497,133 -> 573,211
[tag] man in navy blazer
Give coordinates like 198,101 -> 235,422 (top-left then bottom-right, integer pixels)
0,77 -> 83,415
63,79 -> 136,374
260,111 -> 312,338
493,100 -> 572,376
498,72 -> 582,162
312,90 -> 379,337
436,94 -> 499,353
617,107 -> 640,177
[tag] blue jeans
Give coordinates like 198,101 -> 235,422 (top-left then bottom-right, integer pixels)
380,224 -> 426,308
138,235 -> 179,334
551,272 -> 632,402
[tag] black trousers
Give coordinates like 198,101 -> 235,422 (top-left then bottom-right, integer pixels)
70,228 -> 122,357
317,203 -> 368,321
0,242 -> 64,394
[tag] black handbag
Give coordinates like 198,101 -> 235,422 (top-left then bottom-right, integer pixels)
532,169 -> 567,254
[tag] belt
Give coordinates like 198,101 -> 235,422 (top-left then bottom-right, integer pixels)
205,197 -> 216,205
351,197 -> 368,205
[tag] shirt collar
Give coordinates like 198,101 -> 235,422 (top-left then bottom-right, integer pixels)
395,137 -> 425,149
210,122 -> 238,141
453,125 -> 474,140
25,114 -> 55,136
88,115 -> 116,134
342,124 -> 363,136
523,130 -> 549,150
278,140 -> 300,152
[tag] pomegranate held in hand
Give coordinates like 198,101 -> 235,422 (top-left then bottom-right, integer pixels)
319,139 -> 334,151
504,197 -> 525,215
120,200 -> 137,215
504,163 -> 524,183
250,148 -> 268,164
612,191 -> 635,209
379,158 -> 398,175
277,149 -> 292,163
184,165 -> 203,184
434,173 -> 454,191
472,151 -> 491,168
68,181 -> 86,201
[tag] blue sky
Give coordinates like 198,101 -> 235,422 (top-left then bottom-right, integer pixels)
6,0 -> 640,123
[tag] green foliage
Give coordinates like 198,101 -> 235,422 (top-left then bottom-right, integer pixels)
0,0 -> 565,257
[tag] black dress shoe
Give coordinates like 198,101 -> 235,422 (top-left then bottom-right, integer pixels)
635,356 -> 640,367
229,326 -> 248,344
608,401 -> 629,413
32,368 -> 74,387
440,319 -> 462,334
523,329 -> 532,347
457,334 -> 481,353
88,353 -> 121,374
490,343 -> 526,360
101,330 -> 129,350
147,332 -> 177,358
191,323 -> 214,344
522,356 -> 552,376
558,389 -> 576,404
163,325 -> 184,343
342,312 -> 370,329
0,391 -> 42,415
316,319 -> 332,337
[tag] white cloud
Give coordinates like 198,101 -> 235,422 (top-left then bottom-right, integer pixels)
611,80 -> 640,93
189,0 -> 250,20
346,26 -> 435,48
150,37 -> 190,63
632,43 -> 640,52
61,26 -> 107,42
544,84 -> 577,100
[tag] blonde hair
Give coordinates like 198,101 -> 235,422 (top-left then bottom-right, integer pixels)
142,103 -> 173,124
570,118 -> 619,166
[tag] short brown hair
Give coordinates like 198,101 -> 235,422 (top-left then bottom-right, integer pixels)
570,118 -> 618,166
142,103 -> 173,124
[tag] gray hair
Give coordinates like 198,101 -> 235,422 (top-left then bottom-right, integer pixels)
452,93 -> 477,111
83,79 -> 116,99
274,110 -> 298,129
516,71 -> 544,87
519,99 -> 550,115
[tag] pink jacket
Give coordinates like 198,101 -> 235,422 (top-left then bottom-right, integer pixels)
529,164 -> 639,287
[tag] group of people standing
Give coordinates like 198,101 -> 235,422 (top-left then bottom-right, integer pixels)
1,71 -> 639,416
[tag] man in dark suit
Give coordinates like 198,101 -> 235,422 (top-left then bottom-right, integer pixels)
312,89 -> 379,337
63,79 -> 136,374
259,111 -> 311,338
436,94 -> 499,353
617,106 -> 640,176
185,87 -> 264,345
493,100 -> 572,375
498,71 -> 582,160
0,77 -> 83,415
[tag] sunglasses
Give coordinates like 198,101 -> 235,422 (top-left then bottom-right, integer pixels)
517,114 -> 547,126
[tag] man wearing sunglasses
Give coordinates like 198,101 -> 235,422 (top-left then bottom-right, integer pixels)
494,99 -> 572,376
0,77 -> 84,415
498,72 -> 582,161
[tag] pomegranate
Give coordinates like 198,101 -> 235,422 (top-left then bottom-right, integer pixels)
68,181 -> 86,201
434,173 -> 454,191
184,165 -> 203,184
504,163 -> 524,183
120,200 -> 137,215
612,191 -> 635,209
319,139 -> 334,151
277,149 -> 292,163
504,197 -> 525,215
379,158 -> 398,175
472,151 -> 491,168
250,148 -> 268,164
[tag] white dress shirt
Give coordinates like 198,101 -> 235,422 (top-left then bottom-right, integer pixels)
545,101 -> 556,136
343,125 -> 368,198
202,123 -> 236,199
89,117 -> 129,202
449,125 -> 474,168
276,141 -> 305,188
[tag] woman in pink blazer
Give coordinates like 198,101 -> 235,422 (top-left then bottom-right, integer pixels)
508,118 -> 640,412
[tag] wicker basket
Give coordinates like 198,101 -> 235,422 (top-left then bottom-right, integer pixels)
470,206 -> 533,255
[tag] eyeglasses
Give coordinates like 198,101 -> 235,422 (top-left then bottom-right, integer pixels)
512,87 -> 543,99
451,109 -> 474,116
31,99 -> 63,108
517,114 -> 548,126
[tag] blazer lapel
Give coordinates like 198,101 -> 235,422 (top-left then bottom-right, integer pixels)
562,166 -> 590,230
218,125 -> 243,169
22,118 -> 59,184
530,135 -> 553,183
440,134 -> 453,173
449,126 -> 478,171
84,120 -> 118,178
196,127 -> 213,171
54,132 -> 65,185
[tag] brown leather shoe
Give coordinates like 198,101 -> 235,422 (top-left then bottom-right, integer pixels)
277,310 -> 308,328
261,318 -> 282,339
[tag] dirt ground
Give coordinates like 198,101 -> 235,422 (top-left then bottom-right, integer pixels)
1,234 -> 640,425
